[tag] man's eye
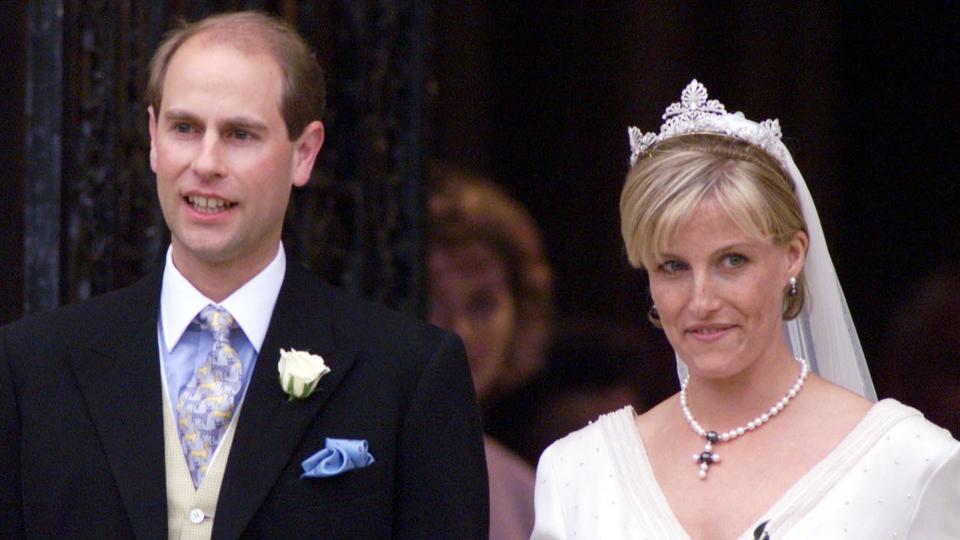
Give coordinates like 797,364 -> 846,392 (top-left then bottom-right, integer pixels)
174,122 -> 193,133
232,129 -> 254,140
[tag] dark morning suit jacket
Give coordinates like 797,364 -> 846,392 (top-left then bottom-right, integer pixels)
0,262 -> 488,539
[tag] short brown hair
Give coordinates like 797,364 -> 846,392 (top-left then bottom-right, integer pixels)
145,11 -> 325,139
620,134 -> 808,319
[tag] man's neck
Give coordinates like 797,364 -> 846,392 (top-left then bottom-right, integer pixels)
170,244 -> 280,302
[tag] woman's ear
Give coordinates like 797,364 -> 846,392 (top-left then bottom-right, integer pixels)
785,230 -> 809,278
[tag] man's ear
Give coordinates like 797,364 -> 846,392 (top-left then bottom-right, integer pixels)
147,106 -> 158,173
291,120 -> 325,188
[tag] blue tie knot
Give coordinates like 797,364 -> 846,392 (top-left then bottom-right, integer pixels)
199,305 -> 235,340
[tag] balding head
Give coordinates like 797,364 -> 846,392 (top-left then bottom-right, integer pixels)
145,11 -> 325,139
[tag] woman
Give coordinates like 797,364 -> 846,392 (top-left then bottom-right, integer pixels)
532,80 -> 960,539
428,169 -> 554,540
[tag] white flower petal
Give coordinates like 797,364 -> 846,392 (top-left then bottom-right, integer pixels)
278,348 -> 330,399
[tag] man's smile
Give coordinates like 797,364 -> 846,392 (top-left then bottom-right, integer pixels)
186,194 -> 236,214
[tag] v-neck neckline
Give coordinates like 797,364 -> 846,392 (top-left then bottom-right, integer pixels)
600,399 -> 916,540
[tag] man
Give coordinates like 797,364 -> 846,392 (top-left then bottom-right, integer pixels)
0,12 -> 487,539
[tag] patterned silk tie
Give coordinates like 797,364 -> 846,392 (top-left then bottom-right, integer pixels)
176,305 -> 243,488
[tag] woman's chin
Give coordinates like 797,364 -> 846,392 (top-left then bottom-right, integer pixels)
678,350 -> 750,381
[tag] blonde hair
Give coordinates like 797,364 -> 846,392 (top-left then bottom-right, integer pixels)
145,11 -> 324,140
620,134 -> 807,319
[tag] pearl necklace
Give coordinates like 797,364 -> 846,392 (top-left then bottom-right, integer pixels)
680,356 -> 809,480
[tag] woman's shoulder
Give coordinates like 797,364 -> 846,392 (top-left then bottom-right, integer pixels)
825,398 -> 959,487
632,393 -> 681,444
537,405 -> 638,465
841,399 -> 960,517
872,398 -> 959,452
799,387 -> 956,469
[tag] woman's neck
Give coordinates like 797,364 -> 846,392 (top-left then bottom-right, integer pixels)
682,346 -> 803,429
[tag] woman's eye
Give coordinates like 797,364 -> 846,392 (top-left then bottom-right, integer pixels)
467,292 -> 497,317
659,260 -> 686,273
724,254 -> 747,267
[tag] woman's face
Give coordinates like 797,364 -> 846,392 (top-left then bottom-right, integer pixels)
647,198 -> 806,380
428,242 -> 517,401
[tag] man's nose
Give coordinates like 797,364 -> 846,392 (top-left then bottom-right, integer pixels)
192,133 -> 226,179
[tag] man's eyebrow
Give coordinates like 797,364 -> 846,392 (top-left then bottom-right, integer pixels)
160,110 -> 269,132
219,117 -> 269,132
161,109 -> 199,123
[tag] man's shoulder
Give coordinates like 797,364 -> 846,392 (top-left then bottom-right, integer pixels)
283,263 -> 455,357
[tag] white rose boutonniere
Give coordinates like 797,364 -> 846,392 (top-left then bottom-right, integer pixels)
278,348 -> 330,401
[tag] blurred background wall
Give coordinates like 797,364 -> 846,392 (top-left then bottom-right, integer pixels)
2,1 -> 958,439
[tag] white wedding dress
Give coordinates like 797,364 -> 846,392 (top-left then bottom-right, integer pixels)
532,400 -> 960,539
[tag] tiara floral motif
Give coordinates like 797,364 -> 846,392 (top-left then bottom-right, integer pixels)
628,79 -> 788,168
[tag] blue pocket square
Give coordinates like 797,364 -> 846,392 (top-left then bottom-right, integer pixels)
301,438 -> 375,478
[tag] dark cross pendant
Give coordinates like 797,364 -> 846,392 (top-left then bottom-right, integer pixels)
692,430 -> 721,479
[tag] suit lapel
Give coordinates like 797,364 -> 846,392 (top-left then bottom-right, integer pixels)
214,264 -> 358,540
67,273 -> 168,540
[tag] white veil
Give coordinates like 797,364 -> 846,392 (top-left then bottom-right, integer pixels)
630,80 -> 877,400
779,151 -> 877,400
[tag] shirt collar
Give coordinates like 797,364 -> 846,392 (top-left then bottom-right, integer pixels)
160,243 -> 286,354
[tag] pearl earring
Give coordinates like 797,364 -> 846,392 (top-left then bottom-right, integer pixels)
788,276 -> 798,297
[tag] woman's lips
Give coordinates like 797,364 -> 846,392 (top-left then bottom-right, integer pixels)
686,325 -> 735,342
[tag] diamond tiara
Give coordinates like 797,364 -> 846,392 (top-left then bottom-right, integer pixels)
628,79 -> 788,168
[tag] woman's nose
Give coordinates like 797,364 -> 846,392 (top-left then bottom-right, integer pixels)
452,316 -> 476,341
689,273 -> 721,316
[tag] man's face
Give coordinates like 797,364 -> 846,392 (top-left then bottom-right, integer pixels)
148,37 -> 322,282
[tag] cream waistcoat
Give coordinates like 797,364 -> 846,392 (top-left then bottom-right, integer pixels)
163,385 -> 239,540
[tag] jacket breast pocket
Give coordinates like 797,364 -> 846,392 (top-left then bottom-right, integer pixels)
246,466 -> 392,538
293,457 -> 386,506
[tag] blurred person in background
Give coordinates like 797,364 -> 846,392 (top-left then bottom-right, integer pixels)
515,328 -> 675,467
878,265 -> 960,436
428,168 -> 554,540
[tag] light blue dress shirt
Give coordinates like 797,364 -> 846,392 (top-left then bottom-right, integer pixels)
157,244 -> 287,454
